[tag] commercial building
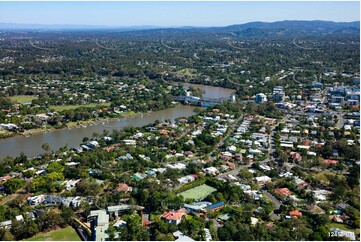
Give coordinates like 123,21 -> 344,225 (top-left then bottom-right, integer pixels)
255,93 -> 267,103
88,210 -> 110,241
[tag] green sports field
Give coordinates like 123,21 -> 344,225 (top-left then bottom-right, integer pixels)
25,226 -> 81,241
178,184 -> 217,201
9,95 -> 38,103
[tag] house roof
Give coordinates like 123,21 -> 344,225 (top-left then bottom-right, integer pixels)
115,182 -> 132,192
306,205 -> 325,214
218,213 -> 231,221
275,188 -> 292,196
161,209 -> 187,221
323,159 -> 338,165
289,210 -> 302,217
1,175 -> 11,181
173,231 -> 194,241
205,202 -> 225,210
291,153 -> 302,159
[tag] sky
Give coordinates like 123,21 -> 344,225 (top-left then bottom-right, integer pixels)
0,1 -> 359,27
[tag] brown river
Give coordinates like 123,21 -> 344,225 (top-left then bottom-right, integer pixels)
0,83 -> 235,158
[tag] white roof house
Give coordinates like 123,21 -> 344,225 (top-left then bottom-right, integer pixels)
202,167 -> 219,175
251,217 -> 259,225
249,148 -> 262,154
173,231 -> 195,241
255,176 -> 271,183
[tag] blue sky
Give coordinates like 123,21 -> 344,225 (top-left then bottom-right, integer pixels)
0,1 -> 359,27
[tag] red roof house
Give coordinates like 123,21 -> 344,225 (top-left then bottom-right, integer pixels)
323,159 -> 338,165
161,208 -> 187,225
290,152 -> 302,162
274,188 -> 292,197
289,210 -> 302,218
1,175 -> 11,182
114,182 -> 133,193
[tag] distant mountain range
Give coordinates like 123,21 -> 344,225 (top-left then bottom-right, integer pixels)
215,20 -> 360,37
0,20 -> 359,37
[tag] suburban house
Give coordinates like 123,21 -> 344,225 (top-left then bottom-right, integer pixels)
288,210 -> 303,218
161,208 -> 188,225
27,195 -> 45,206
255,176 -> 272,185
64,179 -> 81,191
173,231 -> 195,241
114,182 -> 133,193
290,152 -> 302,163
323,159 -> 338,165
274,188 -> 292,197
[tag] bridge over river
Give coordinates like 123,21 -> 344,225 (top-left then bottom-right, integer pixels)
173,95 -> 235,107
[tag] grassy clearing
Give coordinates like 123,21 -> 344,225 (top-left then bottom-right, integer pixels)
49,102 -> 111,112
175,68 -> 198,77
0,129 -> 14,138
25,226 -> 81,241
178,184 -> 217,201
329,222 -> 359,234
9,95 -> 38,103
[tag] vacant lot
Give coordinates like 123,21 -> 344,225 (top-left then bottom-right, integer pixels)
25,226 -> 81,241
178,184 -> 217,201
9,95 -> 38,103
49,102 -> 111,112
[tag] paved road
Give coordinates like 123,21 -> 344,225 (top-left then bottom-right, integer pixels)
176,124 -> 196,141
262,190 -> 281,210
209,115 -> 243,162
161,38 -> 180,50
216,167 -> 241,180
335,114 -> 345,128
267,114 -> 290,156
261,190 -> 281,220
226,75 -> 242,87
292,69 -> 301,84
292,37 -> 316,50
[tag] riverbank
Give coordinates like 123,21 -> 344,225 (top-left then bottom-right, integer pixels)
0,82 -> 233,158
0,105 -> 197,159
3,111 -> 140,139
0,129 -> 15,139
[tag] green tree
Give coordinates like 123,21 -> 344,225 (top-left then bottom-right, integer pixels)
76,179 -> 102,196
47,162 -> 64,173
120,213 -> 150,241
41,142 -> 51,153
4,178 -> 25,194
38,210 -> 66,232
0,228 -> 15,241
0,206 -> 6,221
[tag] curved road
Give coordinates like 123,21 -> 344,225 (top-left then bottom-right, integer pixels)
28,38 -> 54,51
226,38 -> 253,50
160,38 -> 181,50
292,37 -> 318,50
95,38 -> 117,50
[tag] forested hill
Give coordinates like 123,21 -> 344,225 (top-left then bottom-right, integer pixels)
118,20 -> 361,39
214,20 -> 360,38
1,20 -> 359,36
